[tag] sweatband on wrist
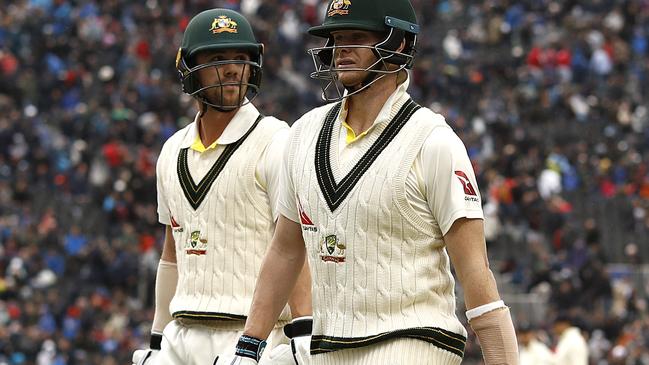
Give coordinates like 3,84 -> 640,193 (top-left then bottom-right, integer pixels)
236,335 -> 267,361
284,316 -> 313,338
150,332 -> 163,350
465,300 -> 505,321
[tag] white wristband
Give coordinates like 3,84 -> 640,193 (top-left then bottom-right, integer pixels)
465,300 -> 506,321
291,316 -> 313,322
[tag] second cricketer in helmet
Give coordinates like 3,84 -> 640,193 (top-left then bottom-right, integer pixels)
234,0 -> 519,364
307,0 -> 419,101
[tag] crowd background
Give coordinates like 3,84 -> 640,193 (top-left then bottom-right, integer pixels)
1,0 -> 649,364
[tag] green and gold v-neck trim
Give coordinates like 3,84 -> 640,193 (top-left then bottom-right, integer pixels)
315,99 -> 421,212
177,114 -> 263,210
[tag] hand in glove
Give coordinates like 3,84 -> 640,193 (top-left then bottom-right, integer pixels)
265,317 -> 312,365
132,333 -> 162,365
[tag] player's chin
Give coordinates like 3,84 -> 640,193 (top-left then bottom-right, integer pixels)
337,71 -> 366,87
223,85 -> 248,98
225,94 -> 247,107
204,94 -> 241,109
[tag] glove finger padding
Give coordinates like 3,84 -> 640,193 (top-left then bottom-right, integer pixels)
263,344 -> 293,364
229,355 -> 259,365
262,317 -> 314,365
262,334 -> 311,365
132,349 -> 159,365
279,317 -> 313,365
132,333 -> 163,365
291,335 -> 311,365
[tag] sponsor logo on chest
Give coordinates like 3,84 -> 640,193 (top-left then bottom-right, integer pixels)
170,216 -> 184,233
298,199 -> 318,232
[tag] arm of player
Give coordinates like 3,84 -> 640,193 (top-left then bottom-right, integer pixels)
244,215 -> 307,339
264,258 -> 313,365
287,259 -> 312,318
231,216 -> 306,364
133,226 -> 177,365
234,119 -> 312,364
153,225 -> 177,331
445,218 -> 519,365
263,128 -> 312,320
445,218 -> 499,309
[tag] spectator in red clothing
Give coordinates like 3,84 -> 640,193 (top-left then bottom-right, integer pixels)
102,139 -> 125,168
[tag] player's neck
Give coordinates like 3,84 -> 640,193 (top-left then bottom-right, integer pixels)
345,73 -> 400,134
198,107 -> 237,147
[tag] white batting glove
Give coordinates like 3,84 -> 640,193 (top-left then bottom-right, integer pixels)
132,333 -> 162,365
290,335 -> 311,365
264,343 -> 293,363
265,317 -> 313,365
227,356 -> 259,365
132,349 -> 158,365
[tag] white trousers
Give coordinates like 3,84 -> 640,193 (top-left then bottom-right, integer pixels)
310,338 -> 463,365
156,319 -> 288,365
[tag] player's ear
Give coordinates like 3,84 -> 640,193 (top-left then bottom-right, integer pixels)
397,38 -> 406,53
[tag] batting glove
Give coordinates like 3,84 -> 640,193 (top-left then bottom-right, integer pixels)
132,333 -> 162,365
266,316 -> 313,365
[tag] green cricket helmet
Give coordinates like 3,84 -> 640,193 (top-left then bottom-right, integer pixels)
307,0 -> 420,101
176,8 -> 264,111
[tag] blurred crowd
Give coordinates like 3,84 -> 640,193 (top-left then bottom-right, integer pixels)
1,0 -> 649,364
